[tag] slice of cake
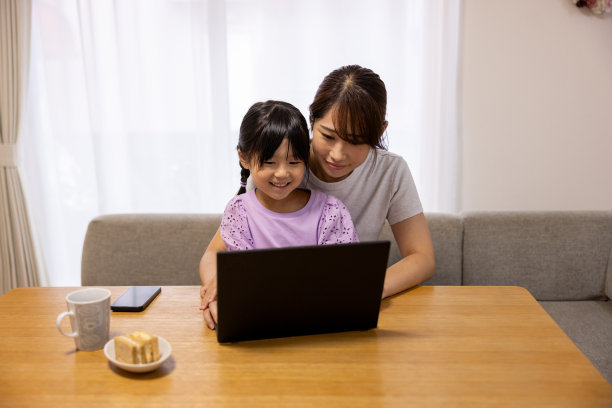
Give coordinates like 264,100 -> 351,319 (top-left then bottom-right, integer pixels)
114,331 -> 160,364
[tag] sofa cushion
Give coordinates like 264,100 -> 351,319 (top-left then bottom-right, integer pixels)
378,213 -> 463,285
462,212 -> 612,301
540,300 -> 612,384
81,214 -> 222,286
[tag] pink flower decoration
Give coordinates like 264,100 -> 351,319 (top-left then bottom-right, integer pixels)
573,0 -> 612,14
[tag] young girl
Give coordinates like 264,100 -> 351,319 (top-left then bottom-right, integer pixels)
201,67 -> 435,329
219,100 -> 358,251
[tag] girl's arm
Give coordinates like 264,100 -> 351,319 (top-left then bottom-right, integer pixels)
383,213 -> 435,298
199,228 -> 225,329
199,198 -> 253,330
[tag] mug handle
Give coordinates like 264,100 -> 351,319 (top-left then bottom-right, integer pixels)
56,311 -> 78,338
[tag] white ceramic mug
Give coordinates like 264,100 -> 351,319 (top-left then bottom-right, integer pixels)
56,288 -> 111,351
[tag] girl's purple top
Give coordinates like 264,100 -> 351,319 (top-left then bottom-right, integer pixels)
220,189 -> 359,250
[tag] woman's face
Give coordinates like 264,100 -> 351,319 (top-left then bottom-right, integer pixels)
309,108 -> 371,182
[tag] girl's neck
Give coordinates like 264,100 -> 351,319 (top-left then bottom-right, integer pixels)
254,188 -> 310,213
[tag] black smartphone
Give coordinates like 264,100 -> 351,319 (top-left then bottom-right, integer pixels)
111,286 -> 161,312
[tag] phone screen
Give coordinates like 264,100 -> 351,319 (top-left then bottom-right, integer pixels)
111,286 -> 161,312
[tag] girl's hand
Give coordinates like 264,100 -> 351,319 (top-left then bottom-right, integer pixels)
200,277 -> 217,305
200,280 -> 218,329
198,228 -> 225,330
202,300 -> 218,330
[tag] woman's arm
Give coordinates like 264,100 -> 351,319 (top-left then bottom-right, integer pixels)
199,228 -> 226,329
383,213 -> 435,298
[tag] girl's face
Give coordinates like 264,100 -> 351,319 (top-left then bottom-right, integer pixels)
310,108 -> 371,183
240,138 -> 306,211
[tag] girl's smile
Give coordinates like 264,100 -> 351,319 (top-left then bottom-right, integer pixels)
240,138 -> 309,213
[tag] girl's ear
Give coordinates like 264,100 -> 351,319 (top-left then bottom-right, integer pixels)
238,149 -> 250,169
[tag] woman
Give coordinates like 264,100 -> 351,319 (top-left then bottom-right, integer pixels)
200,65 -> 435,329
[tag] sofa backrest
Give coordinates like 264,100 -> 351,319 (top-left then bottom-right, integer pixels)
81,214 -> 222,286
462,211 -> 612,301
82,212 -> 463,287
82,211 -> 612,300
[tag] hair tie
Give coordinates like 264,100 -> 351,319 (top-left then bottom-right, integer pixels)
240,181 -> 247,187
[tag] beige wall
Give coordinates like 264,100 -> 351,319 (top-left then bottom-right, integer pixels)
460,0 -> 612,211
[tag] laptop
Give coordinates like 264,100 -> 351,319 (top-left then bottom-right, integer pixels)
216,241 -> 390,343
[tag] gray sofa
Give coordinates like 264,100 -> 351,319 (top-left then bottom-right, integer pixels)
82,211 -> 612,384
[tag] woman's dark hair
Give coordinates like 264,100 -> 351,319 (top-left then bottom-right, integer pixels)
237,100 -> 310,195
309,65 -> 387,149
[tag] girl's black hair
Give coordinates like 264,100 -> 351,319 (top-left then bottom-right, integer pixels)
237,100 -> 310,195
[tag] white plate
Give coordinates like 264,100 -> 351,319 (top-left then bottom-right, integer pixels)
104,335 -> 172,373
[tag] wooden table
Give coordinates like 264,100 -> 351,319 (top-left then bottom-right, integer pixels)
0,286 -> 610,407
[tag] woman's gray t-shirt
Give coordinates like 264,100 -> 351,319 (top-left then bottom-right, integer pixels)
301,149 -> 423,241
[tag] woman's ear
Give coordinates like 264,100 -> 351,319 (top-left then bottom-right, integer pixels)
382,120 -> 389,134
238,149 -> 250,170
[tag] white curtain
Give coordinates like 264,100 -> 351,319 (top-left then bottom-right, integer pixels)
0,0 -> 47,295
420,1 -> 461,212
23,0 -> 461,286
